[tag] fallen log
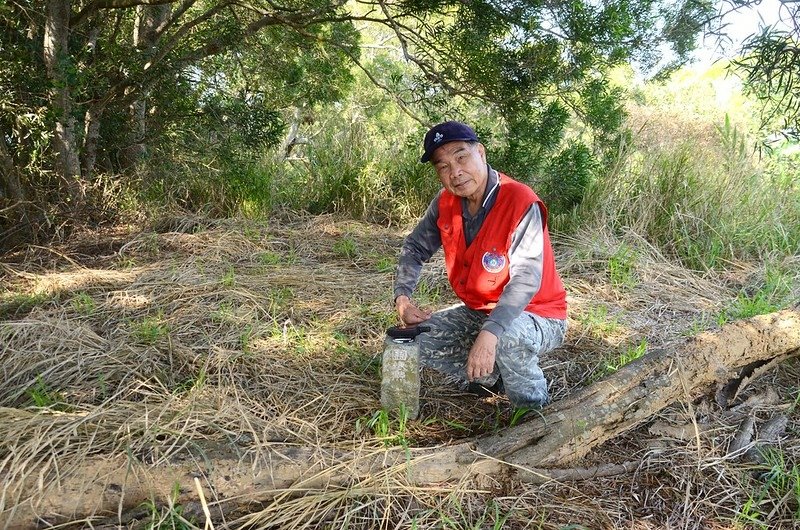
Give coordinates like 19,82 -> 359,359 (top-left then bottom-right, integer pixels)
476,308 -> 800,468
3,309 -> 799,528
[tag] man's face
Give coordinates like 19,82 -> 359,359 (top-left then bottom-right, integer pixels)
430,141 -> 488,204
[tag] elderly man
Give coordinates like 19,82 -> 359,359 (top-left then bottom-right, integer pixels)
393,121 -> 567,408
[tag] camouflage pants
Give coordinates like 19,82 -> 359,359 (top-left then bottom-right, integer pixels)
418,304 -> 566,407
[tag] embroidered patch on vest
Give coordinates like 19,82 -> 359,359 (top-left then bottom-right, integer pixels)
481,252 -> 506,273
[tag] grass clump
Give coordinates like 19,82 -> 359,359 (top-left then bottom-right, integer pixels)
220,265 -> 236,287
578,305 -> 620,337
735,448 -> 800,528
718,262 -> 798,323
721,291 -> 783,323
433,497 -> 515,530
333,235 -> 359,260
0,292 -> 52,319
143,483 -> 196,530
607,244 -> 637,289
605,339 -> 648,372
132,312 -> 170,345
565,114 -> 800,272
29,375 -> 68,411
70,292 -> 96,316
210,301 -> 235,323
589,339 -> 648,382
266,286 -> 294,317
255,250 -> 294,266
357,407 -> 411,447
173,368 -> 207,395
256,251 -> 281,266
373,255 -> 396,273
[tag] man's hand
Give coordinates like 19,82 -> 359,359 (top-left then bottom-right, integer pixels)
466,330 -> 498,381
395,295 -> 431,326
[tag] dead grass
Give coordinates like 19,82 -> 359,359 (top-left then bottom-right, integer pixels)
0,213 -> 797,529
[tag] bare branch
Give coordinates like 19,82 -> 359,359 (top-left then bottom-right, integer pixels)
72,0 -> 182,27
153,0 -> 197,40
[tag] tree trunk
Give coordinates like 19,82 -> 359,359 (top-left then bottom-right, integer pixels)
0,134 -> 34,245
80,23 -> 103,181
44,0 -> 84,209
0,136 -> 27,206
279,106 -> 309,161
119,4 -> 171,172
475,308 -> 800,469
3,309 -> 799,527
81,102 -> 105,180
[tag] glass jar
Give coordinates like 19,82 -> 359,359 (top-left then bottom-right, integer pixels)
380,325 -> 429,420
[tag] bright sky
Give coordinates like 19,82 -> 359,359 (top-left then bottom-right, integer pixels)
693,0 -> 790,66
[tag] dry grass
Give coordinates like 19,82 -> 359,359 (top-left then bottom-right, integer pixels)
1,213 -> 798,529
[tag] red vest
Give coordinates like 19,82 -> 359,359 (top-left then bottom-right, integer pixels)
437,173 -> 567,319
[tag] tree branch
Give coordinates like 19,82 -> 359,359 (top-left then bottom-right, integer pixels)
285,21 -> 428,127
72,0 -> 181,27
153,0 -> 197,40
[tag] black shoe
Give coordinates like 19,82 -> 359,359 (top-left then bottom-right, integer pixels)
466,377 -> 504,397
466,382 -> 493,397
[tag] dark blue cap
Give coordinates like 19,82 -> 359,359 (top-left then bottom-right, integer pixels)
420,121 -> 479,163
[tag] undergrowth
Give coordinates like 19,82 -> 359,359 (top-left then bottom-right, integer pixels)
563,116 -> 799,272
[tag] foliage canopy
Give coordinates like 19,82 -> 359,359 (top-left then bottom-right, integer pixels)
0,0 -> 767,248
731,3 -> 800,141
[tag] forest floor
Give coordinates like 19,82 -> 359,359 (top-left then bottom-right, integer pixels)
1,213 -> 798,529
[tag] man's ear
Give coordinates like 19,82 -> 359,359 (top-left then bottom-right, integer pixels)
477,143 -> 486,162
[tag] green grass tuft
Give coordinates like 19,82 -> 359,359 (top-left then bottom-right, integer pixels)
590,339 -> 648,382
578,305 -> 620,337
0,292 -> 52,319
333,235 -> 358,260
132,312 -> 170,345
356,407 -> 411,447
608,244 -> 637,289
71,292 -> 96,316
734,448 -> 800,528
29,375 -> 70,411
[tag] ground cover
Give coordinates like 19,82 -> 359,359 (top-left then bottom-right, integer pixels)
1,214 -> 798,529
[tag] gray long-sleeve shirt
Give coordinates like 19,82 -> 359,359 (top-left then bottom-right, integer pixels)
394,167 -> 545,338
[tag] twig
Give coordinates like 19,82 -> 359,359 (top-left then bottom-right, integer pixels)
29,245 -> 84,269
194,477 -> 215,530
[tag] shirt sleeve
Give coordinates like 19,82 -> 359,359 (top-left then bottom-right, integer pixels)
481,203 -> 544,338
393,191 -> 444,301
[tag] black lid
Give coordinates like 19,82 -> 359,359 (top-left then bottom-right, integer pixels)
386,325 -> 430,339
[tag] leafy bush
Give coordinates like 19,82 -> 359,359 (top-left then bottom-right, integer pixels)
538,142 -> 599,215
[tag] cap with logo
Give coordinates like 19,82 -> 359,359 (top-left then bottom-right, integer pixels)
420,121 -> 479,163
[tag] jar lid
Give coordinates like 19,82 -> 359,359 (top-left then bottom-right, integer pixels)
386,325 -> 430,339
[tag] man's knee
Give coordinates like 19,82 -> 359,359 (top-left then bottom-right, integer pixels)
495,324 -> 550,408
503,375 -> 548,408
427,304 -> 483,332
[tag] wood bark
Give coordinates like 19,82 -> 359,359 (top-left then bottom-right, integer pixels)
44,0 -> 85,207
80,23 -> 103,180
119,4 -> 171,172
81,102 -> 105,180
0,126 -> 35,245
3,309 -> 799,528
477,309 -> 800,469
0,136 -> 28,207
